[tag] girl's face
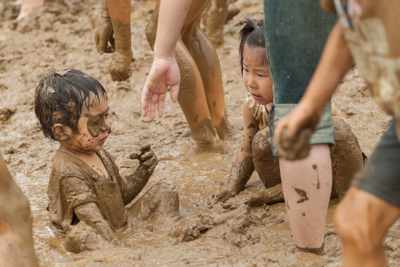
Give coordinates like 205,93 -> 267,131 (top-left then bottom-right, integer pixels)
242,44 -> 273,105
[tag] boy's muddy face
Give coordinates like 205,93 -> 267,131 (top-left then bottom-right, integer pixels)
242,45 -> 274,105
62,95 -> 111,155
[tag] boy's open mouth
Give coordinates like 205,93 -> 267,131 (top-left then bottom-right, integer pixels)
99,135 -> 108,143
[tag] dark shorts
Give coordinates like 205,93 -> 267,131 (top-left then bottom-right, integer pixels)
353,117 -> 400,207
263,0 -> 338,155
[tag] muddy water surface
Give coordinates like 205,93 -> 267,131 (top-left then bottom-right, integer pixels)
1,0 -> 400,266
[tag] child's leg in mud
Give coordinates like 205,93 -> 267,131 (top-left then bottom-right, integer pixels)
128,182 -> 179,221
145,6 -> 218,144
248,126 -> 283,206
335,188 -> 400,267
0,153 -> 39,267
182,18 -> 232,140
330,117 -> 364,199
280,144 -> 332,251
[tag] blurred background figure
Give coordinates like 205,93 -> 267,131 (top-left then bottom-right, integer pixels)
16,0 -> 44,20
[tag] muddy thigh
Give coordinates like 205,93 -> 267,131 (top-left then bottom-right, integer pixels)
128,182 -> 179,221
330,117 -> 364,199
251,127 -> 281,188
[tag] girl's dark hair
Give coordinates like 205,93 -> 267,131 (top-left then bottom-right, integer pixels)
237,18 -> 266,74
34,69 -> 107,140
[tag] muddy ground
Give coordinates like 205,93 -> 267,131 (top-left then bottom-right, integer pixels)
1,0 -> 399,266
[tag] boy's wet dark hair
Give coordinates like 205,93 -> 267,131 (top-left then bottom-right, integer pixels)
237,18 -> 266,74
34,69 -> 107,140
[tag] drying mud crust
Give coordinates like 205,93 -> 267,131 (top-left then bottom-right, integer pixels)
0,0 -> 399,265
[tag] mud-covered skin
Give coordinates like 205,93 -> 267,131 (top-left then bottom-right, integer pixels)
106,0 -> 132,81
217,116 -> 363,206
330,117 -> 363,199
202,0 -> 228,47
251,127 -> 280,189
85,112 -> 109,138
0,153 -> 39,267
94,0 -> 115,54
145,0 -> 232,143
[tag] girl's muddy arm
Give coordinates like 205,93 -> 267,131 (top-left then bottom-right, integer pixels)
142,0 -> 192,121
106,0 -> 132,82
216,100 -> 259,202
95,0 -> 115,54
120,145 -> 158,205
74,203 -> 118,244
274,22 -> 354,159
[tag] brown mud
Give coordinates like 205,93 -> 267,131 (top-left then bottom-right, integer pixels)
0,0 -> 400,266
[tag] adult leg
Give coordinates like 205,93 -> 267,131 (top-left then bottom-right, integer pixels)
330,117 -> 364,198
201,0 -> 228,47
0,153 -> 38,267
182,14 -> 232,140
335,188 -> 400,267
128,182 -> 179,221
279,144 -> 332,251
145,3 -> 218,144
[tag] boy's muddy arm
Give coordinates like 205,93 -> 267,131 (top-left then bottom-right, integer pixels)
121,144 -> 158,205
274,22 -> 354,160
106,0 -> 132,82
142,0 -> 192,121
95,0 -> 115,54
74,203 -> 118,244
215,101 -> 258,202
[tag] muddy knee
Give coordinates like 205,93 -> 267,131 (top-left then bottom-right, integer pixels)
330,117 -> 363,198
251,127 -> 281,188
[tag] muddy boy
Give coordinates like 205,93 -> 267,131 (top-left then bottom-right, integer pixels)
34,69 -> 179,252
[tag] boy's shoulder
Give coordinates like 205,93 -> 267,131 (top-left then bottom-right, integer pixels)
51,150 -> 86,179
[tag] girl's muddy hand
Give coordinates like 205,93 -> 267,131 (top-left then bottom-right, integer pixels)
109,50 -> 132,82
142,56 -> 180,121
95,15 -> 115,54
215,189 -> 237,203
274,103 -> 320,160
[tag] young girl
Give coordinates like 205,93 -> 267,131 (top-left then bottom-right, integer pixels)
214,19 -> 364,253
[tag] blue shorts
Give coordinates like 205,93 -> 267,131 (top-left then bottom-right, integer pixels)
263,0 -> 337,155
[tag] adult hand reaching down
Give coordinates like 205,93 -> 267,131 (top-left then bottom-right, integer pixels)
142,56 -> 180,121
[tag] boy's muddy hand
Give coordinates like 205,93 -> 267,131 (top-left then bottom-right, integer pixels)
109,50 -> 132,82
129,144 -> 158,171
274,103 -> 321,160
95,15 -> 115,54
142,56 -> 180,121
